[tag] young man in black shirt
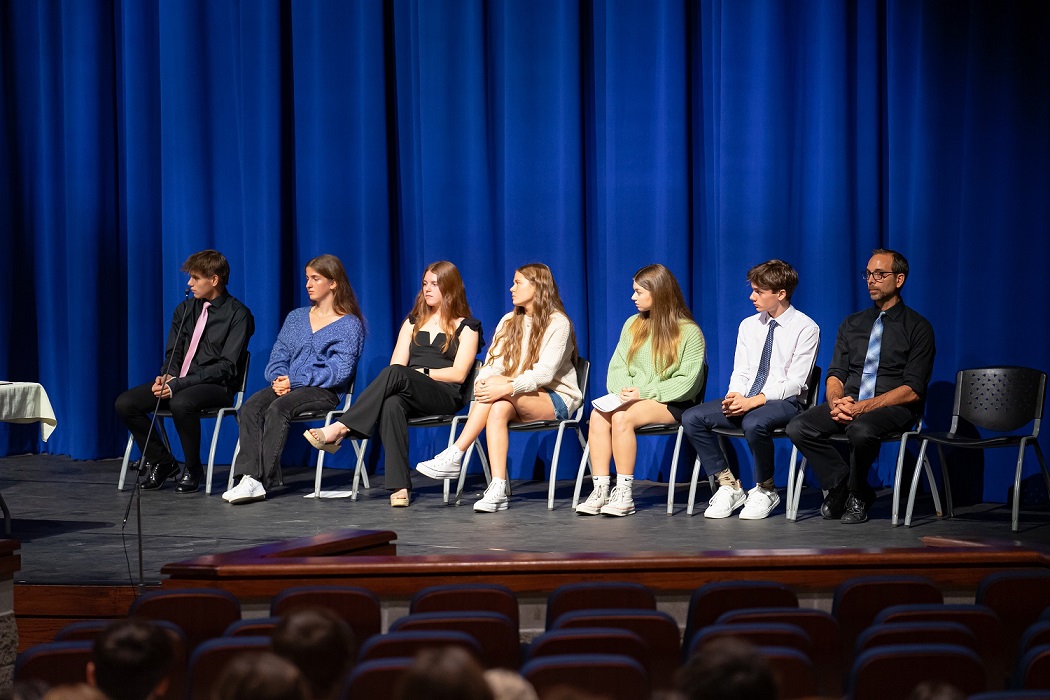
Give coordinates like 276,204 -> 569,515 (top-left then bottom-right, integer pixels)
115,250 -> 254,493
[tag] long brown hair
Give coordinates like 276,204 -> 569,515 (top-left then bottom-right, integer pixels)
306,254 -> 365,327
408,261 -> 473,352
487,263 -> 577,375
628,264 -> 695,374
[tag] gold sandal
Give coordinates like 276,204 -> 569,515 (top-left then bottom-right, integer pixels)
303,426 -> 343,454
390,490 -> 410,507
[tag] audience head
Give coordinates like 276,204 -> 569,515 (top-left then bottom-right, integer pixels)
181,249 -> 230,288
212,651 -> 310,700
746,259 -> 798,301
483,669 -> 538,700
272,607 -> 357,700
393,646 -> 493,700
907,680 -> 964,700
305,253 -> 364,324
676,638 -> 777,700
87,618 -> 173,700
40,685 -> 108,700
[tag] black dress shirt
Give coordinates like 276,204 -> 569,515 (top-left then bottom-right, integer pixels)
827,300 -> 935,403
162,291 -> 255,394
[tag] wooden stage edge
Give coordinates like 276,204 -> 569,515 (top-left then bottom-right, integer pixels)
159,529 -> 1050,601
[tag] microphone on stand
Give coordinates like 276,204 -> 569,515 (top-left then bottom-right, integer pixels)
122,285 -> 196,594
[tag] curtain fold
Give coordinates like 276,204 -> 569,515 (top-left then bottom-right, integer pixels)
1,0 -> 1046,499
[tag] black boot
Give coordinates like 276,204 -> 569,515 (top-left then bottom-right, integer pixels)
141,460 -> 180,490
175,464 -> 204,494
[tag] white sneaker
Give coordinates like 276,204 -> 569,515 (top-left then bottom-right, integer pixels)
223,475 -> 266,505
474,480 -> 509,512
416,446 -> 463,480
599,485 -> 635,516
575,483 -> 610,515
705,484 -> 745,518
739,486 -> 780,520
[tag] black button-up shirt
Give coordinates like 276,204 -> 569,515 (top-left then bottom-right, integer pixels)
162,291 -> 255,394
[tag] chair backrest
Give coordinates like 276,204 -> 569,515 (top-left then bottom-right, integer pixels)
340,657 -> 414,700
388,611 -> 520,669
1020,621 -> 1050,656
128,587 -> 242,652
571,357 -> 591,420
546,581 -> 656,629
187,635 -> 271,700
716,607 -> 842,697
684,580 -> 799,648
527,627 -> 650,671
1015,643 -> 1050,690
759,645 -> 817,700
357,630 -> 482,663
231,351 -> 251,408
223,616 -> 281,637
874,603 -> 1007,689
520,653 -> 650,700
953,366 -> 1046,433
856,620 -> 979,655
688,622 -> 812,660
977,570 -> 1050,661
831,575 -> 943,657
847,643 -> 986,700
549,608 -> 680,689
801,364 -> 822,410
53,619 -> 112,641
410,583 -> 520,628
270,585 -> 382,644
15,640 -> 92,685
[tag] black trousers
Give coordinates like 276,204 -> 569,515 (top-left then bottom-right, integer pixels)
234,386 -> 339,489
785,402 -> 916,495
337,365 -> 461,491
115,382 -> 233,471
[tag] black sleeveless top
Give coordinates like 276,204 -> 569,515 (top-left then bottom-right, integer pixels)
407,317 -> 485,404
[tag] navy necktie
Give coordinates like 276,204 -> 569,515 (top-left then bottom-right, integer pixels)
746,319 -> 778,398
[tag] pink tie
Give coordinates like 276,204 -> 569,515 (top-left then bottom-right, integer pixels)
179,302 -> 211,377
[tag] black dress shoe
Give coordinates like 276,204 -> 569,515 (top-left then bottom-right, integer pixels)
174,465 -> 203,494
820,485 -> 849,520
141,461 -> 180,490
841,493 -> 870,524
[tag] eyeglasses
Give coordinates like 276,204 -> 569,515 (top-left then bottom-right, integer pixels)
862,270 -> 896,282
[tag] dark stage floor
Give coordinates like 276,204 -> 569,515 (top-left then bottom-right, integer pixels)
3,453 -> 1050,586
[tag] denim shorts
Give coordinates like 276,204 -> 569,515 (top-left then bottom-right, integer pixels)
545,389 -> 569,420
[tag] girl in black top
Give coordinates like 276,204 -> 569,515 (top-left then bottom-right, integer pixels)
305,261 -> 482,507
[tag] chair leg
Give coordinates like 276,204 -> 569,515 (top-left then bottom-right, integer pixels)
572,442 -> 591,508
119,435 -> 135,491
904,440 -> 932,527
686,457 -> 703,516
228,440 -> 241,492
204,412 -> 228,495
786,449 -> 807,522
891,436 -> 908,526
1012,440 -> 1031,533
930,445 -> 947,517
665,428 -> 685,515
351,438 -> 370,501
547,425 -> 569,510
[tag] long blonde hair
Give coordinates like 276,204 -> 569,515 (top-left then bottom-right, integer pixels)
408,261 -> 473,352
487,263 -> 577,375
628,264 -> 695,374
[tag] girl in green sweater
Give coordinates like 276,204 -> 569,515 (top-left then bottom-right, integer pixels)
577,264 -> 706,516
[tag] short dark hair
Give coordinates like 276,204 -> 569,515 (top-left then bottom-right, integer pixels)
393,647 -> 493,700
676,638 -> 777,700
91,619 -> 173,700
747,259 -> 799,301
272,608 -> 356,700
181,249 -> 230,287
871,248 -> 909,277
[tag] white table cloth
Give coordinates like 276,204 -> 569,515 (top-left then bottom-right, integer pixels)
0,382 -> 57,441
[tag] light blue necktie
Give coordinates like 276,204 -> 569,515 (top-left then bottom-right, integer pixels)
858,311 -> 886,401
746,319 -> 778,398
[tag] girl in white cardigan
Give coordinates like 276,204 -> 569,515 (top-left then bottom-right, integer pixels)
416,263 -> 581,512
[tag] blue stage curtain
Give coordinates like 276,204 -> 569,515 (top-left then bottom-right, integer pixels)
1,0 -> 1046,501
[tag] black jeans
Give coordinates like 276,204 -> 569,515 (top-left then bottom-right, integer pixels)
785,402 -> 916,495
338,365 -> 461,491
234,386 -> 339,488
115,381 -> 233,471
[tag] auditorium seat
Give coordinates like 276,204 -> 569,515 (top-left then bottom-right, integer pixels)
520,653 -> 649,700
388,611 -> 520,669
545,581 -> 656,629
683,580 -> 799,650
129,587 -> 242,651
410,582 -> 519,628
270,585 -> 382,644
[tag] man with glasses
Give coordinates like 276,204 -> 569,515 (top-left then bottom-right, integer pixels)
786,249 -> 935,523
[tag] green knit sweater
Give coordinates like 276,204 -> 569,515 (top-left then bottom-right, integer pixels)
606,315 -> 706,402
